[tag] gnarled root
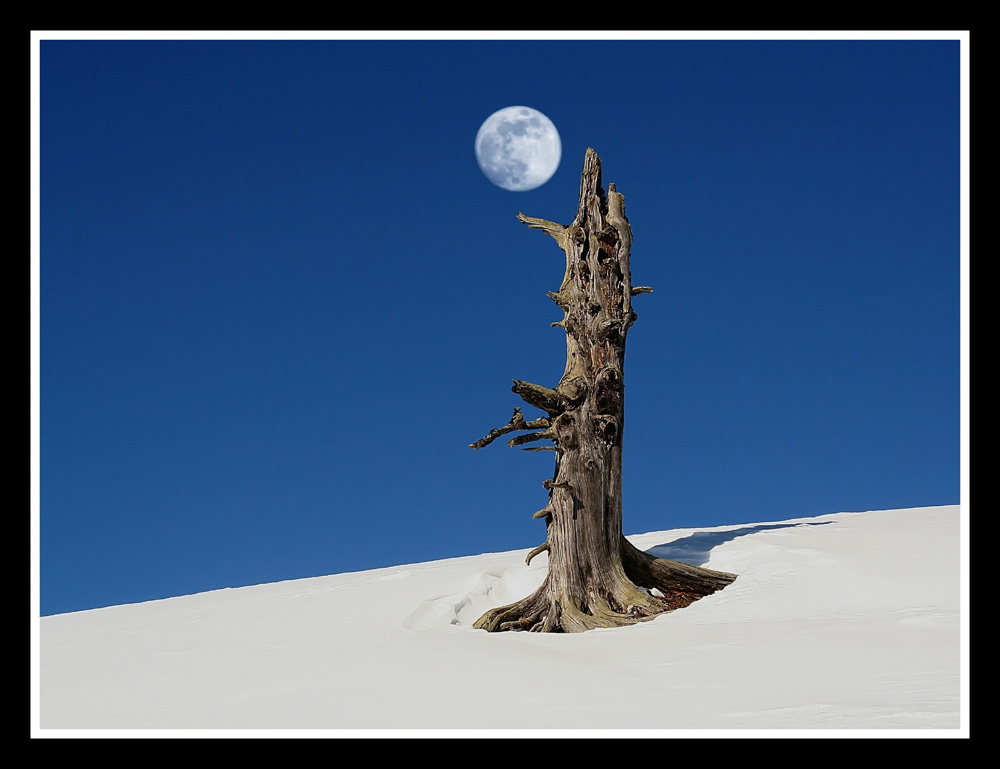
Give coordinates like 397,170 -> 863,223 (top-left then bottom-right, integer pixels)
473,538 -> 737,633
621,538 -> 737,601
473,586 -> 555,632
474,583 -> 665,634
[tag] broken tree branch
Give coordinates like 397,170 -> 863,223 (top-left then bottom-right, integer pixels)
470,407 -> 551,451
525,542 -> 550,566
516,213 -> 568,251
511,380 -> 569,415
507,429 -> 556,447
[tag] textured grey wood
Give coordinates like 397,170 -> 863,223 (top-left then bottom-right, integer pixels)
471,149 -> 736,632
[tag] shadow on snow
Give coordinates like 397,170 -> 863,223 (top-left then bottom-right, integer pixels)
642,520 -> 835,566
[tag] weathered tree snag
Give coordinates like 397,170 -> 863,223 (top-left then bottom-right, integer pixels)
470,149 -> 736,633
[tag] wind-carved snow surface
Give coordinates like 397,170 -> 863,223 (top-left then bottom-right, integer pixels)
39,506 -> 962,732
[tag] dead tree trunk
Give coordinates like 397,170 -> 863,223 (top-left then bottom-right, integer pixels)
470,148 -> 736,633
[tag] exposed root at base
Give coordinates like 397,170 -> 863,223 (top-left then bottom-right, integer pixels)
473,544 -> 737,633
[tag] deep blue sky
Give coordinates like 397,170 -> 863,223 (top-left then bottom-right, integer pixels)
36,36 -> 963,616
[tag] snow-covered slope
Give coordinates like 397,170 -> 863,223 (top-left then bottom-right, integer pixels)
38,506 -> 962,732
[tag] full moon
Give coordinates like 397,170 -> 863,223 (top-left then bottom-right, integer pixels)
474,106 -> 561,191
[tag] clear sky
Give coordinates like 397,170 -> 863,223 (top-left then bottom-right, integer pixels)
35,34 -> 964,616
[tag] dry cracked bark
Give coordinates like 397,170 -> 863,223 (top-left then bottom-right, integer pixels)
470,148 -> 736,633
